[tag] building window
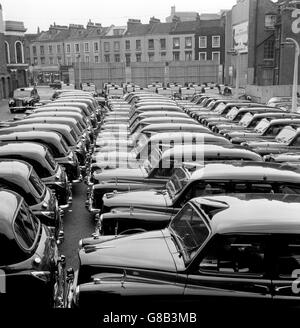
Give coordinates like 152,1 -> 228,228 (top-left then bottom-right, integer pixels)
75,43 -> 80,53
199,36 -> 207,48
94,55 -> 99,63
66,44 -> 71,53
32,45 -> 37,56
85,55 -> 89,63
185,51 -> 192,61
136,53 -> 141,62
185,37 -> 192,49
199,52 -> 207,61
264,39 -> 275,59
114,54 -> 120,62
94,42 -> 99,52
265,14 -> 276,29
114,41 -> 120,51
173,37 -> 180,49
212,51 -> 220,64
160,39 -> 166,50
48,45 -> 53,54
40,45 -> 45,55
15,41 -> 24,63
84,42 -> 89,52
66,57 -> 72,65
5,42 -> 10,64
57,45 -> 61,53
125,54 -> 131,67
113,29 -> 124,36
161,52 -> 166,60
212,35 -> 221,48
104,42 -> 110,52
148,52 -> 154,62
49,57 -> 54,65
40,57 -> 45,64
33,57 -> 38,65
125,40 -> 130,50
104,54 -> 110,62
57,56 -> 62,64
136,39 -> 141,51
173,52 -> 180,61
148,39 -> 154,50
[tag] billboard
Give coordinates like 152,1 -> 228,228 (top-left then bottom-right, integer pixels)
233,21 -> 248,53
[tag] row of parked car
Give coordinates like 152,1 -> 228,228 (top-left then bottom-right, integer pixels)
0,89 -> 104,307
65,89 -> 300,310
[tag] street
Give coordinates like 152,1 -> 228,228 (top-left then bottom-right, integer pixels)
0,98 -> 94,270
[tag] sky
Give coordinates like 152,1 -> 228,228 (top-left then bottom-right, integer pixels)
1,0 -> 237,33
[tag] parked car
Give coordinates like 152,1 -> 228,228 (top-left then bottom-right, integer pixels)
0,130 -> 81,183
242,125 -> 300,156
8,87 -> 40,113
99,161 -> 300,234
0,159 -> 62,241
226,118 -> 300,144
0,190 -> 65,308
86,144 -> 262,218
88,131 -> 231,171
69,193 -> 300,310
0,122 -> 87,169
0,142 -> 71,208
216,112 -> 300,135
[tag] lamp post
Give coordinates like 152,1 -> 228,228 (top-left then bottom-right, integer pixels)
286,37 -> 300,112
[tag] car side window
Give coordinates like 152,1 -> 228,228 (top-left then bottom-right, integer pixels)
199,235 -> 266,277
273,236 -> 300,279
292,135 -> 300,146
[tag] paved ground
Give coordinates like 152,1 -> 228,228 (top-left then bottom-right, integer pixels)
0,97 -> 94,271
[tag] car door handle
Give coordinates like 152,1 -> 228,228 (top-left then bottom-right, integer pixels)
274,286 -> 291,292
253,284 -> 270,294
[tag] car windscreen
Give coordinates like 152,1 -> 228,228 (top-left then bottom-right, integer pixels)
166,168 -> 189,198
13,90 -> 31,98
254,118 -> 270,133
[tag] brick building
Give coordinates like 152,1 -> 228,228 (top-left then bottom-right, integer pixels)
224,0 -> 277,87
0,4 -> 10,99
4,20 -> 28,91
195,16 -> 226,66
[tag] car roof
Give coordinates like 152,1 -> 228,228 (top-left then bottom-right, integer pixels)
0,130 -> 61,140
188,161 -> 300,182
192,194 -> 300,234
0,142 -> 46,155
149,132 -> 226,141
0,159 -> 31,179
163,144 -> 262,160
